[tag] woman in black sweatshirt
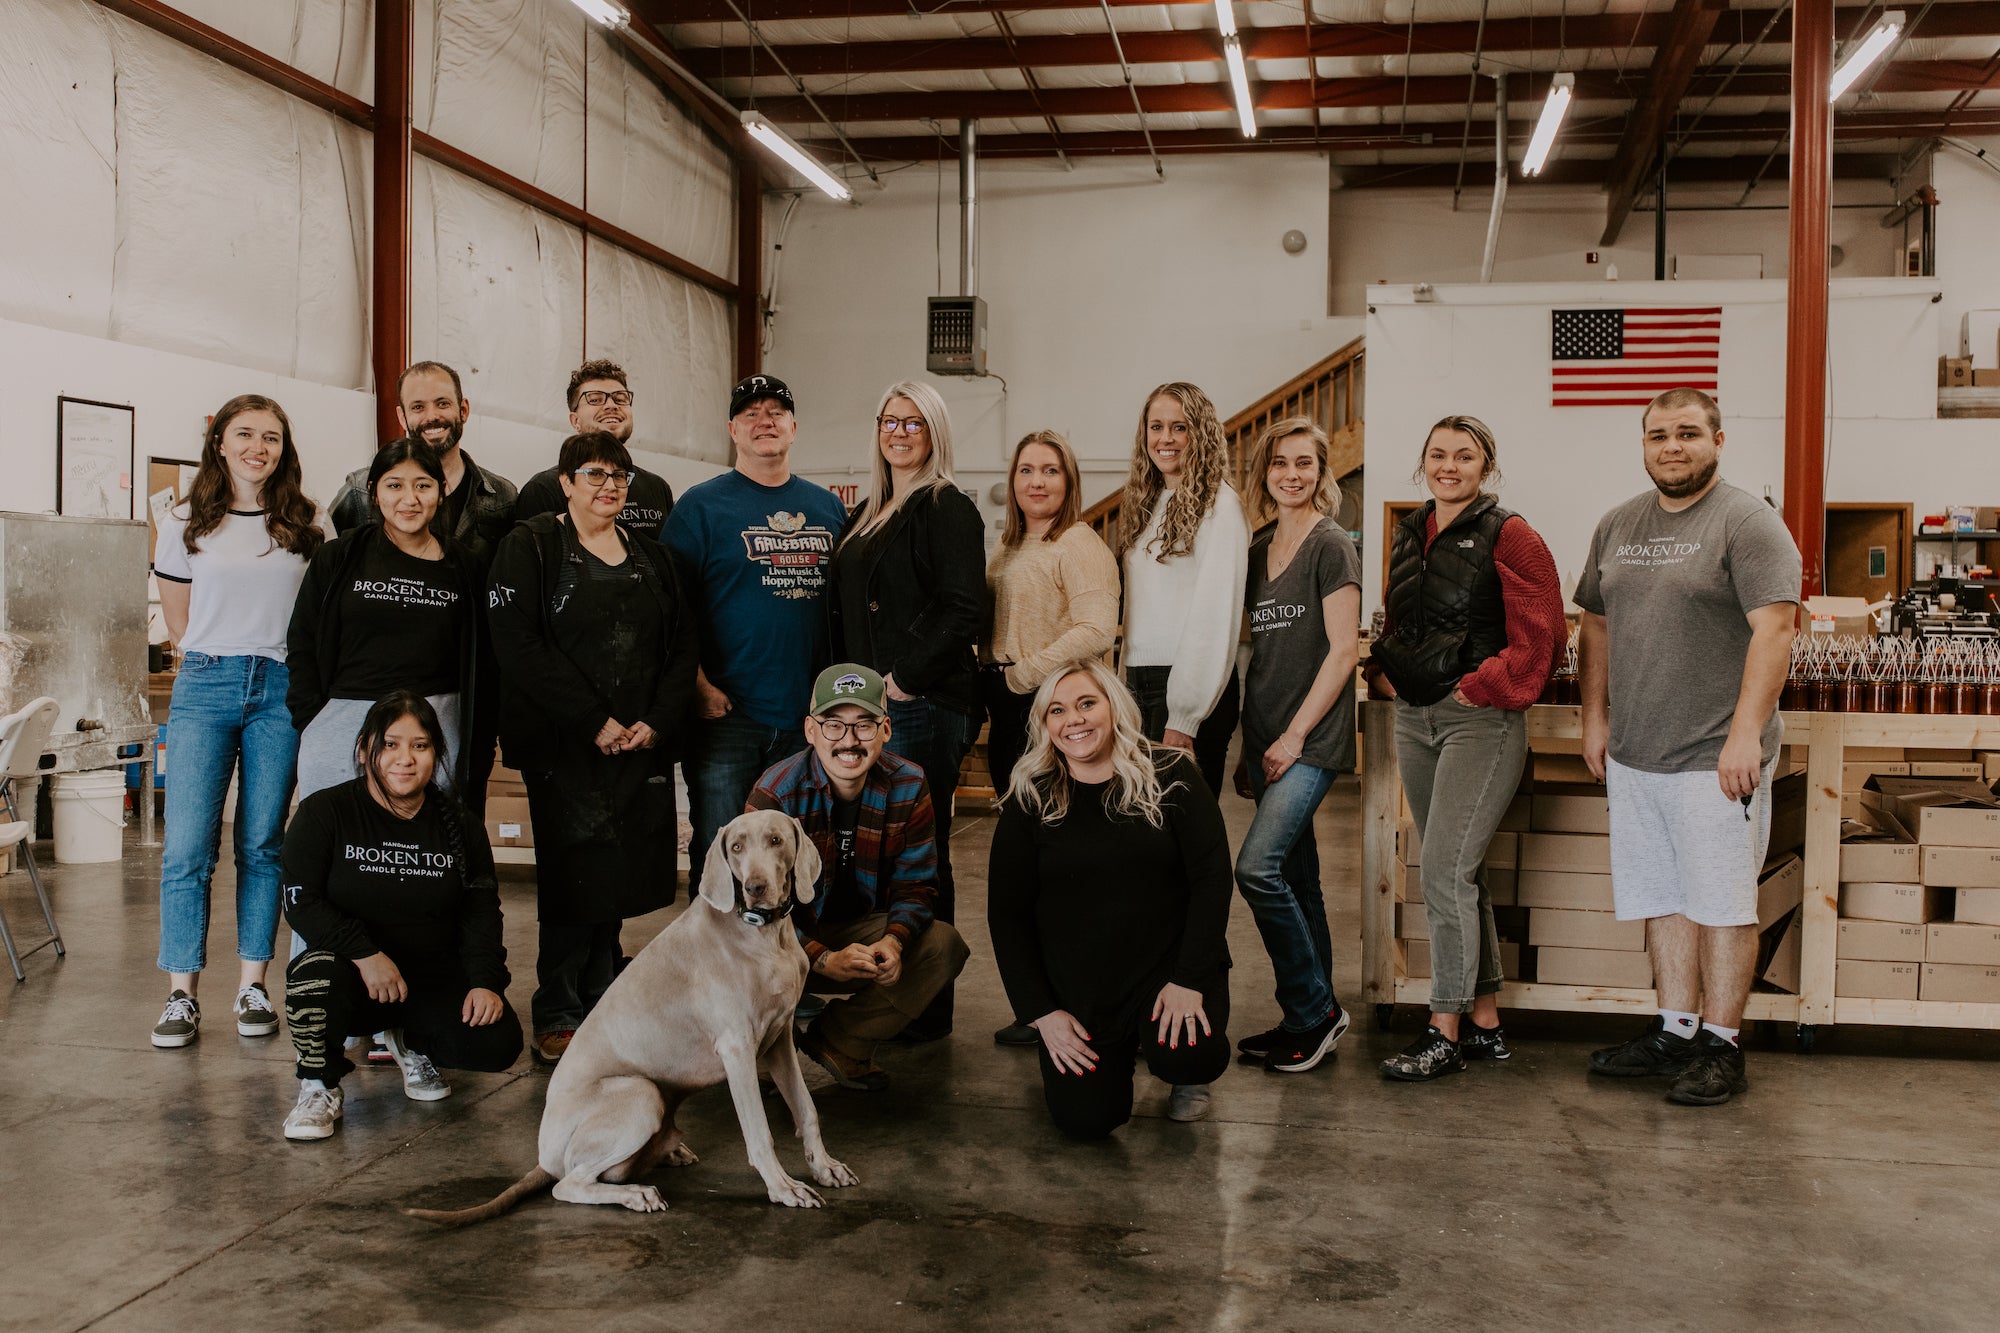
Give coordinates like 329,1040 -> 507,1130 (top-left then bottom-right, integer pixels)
987,657 -> 1234,1139
279,691 -> 521,1141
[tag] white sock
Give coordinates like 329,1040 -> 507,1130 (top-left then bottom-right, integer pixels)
300,1077 -> 329,1092
1701,1021 -> 1740,1047
1660,1008 -> 1700,1041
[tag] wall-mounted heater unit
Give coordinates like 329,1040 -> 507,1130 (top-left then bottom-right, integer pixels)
926,296 -> 987,376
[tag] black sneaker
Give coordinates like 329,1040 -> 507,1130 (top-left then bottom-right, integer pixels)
1460,1023 -> 1512,1061
1666,1030 -> 1749,1106
1262,1008 -> 1352,1074
993,1023 -> 1039,1047
1235,1023 -> 1289,1059
1588,1017 -> 1699,1078
1380,1025 -> 1465,1081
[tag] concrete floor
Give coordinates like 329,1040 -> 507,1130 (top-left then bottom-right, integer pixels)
2,780 -> 1997,1331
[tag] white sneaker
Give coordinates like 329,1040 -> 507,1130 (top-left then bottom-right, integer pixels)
234,983 -> 280,1037
1167,1083 -> 1213,1123
381,1028 -> 451,1102
283,1080 -> 344,1140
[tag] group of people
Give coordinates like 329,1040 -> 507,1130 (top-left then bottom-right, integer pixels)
145,349 -> 1799,1147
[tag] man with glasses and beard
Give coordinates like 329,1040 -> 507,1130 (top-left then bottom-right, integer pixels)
746,665 -> 969,1093
1575,388 -> 1800,1108
514,360 -> 676,543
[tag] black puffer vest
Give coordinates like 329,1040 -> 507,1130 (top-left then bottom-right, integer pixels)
1374,494 -> 1513,706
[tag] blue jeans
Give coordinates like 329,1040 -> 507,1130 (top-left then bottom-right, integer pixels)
684,712 -> 806,894
1234,760 -> 1339,1031
157,653 -> 298,973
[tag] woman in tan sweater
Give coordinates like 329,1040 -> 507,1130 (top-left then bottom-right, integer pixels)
983,428 -> 1122,1047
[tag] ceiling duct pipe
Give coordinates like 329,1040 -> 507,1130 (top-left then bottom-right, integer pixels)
960,118 -> 978,297
1480,75 -> 1508,283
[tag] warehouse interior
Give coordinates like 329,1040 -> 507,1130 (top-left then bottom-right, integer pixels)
5,0 -> 2000,1326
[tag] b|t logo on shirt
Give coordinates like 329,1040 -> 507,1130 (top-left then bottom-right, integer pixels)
740,510 -> 835,600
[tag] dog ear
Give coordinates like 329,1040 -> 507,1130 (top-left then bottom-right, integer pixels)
698,823 -> 738,913
790,817 -> 823,905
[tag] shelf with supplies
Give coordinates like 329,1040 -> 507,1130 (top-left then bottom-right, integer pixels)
1914,530 -> 2000,543
1360,702 -> 2000,1050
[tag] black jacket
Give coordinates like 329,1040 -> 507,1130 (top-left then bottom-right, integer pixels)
284,525 -> 484,788
329,444 -> 520,570
829,484 -> 987,717
485,512 -> 699,772
1374,494 -> 1513,706
513,465 -> 675,545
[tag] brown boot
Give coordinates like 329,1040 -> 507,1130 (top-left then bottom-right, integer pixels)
532,1029 -> 574,1064
798,1024 -> 888,1092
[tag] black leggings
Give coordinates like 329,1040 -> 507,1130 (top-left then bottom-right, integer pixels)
1126,665 -> 1241,801
286,949 -> 523,1085
1038,980 -> 1232,1140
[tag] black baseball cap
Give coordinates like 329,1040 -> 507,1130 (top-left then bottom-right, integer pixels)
730,374 -> 795,418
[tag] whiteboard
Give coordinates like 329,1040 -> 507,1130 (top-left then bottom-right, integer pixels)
57,396 -> 136,519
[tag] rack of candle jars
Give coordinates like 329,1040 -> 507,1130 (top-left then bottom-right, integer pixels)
1535,628 -> 1582,704
1780,636 -> 2000,714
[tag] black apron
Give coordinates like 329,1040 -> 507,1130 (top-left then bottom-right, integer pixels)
526,536 -> 675,924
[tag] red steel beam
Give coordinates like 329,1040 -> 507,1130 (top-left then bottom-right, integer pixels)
1602,0 -> 1728,245
373,0 -> 412,445
660,0 -> 1197,20
94,0 -> 371,125
1785,0 -> 1834,597
736,157 -> 762,379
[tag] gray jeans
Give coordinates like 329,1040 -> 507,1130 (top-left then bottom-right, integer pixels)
1395,696 -> 1526,1014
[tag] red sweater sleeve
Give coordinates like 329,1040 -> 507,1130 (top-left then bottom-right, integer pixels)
1456,517 -> 1565,711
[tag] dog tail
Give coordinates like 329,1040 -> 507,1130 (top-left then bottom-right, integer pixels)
401,1166 -> 556,1228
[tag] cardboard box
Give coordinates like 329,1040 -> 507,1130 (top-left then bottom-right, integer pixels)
1497,792 -> 1531,833
1941,355 -> 1974,387
1536,946 -> 1653,988
1531,785 -> 1611,835
1920,962 -> 2000,1003
1922,843 -> 2000,889
1519,832 -> 1612,874
1769,771 -> 1807,856
1532,754 -> 1599,786
1927,922 -> 2000,966
1836,960 -> 1922,1000
1955,887 -> 2000,926
485,795 -> 534,849
1976,368 -> 2000,388
1763,908 -> 1802,993
1803,595 -> 1883,640
1402,939 -> 1522,981
1839,882 -> 1949,924
1396,901 -> 1428,941
1486,867 -> 1518,907
1517,870 -> 1616,911
1757,854 -> 1804,931
1910,761 -> 1983,779
1529,908 -> 1646,951
1843,761 -> 1909,791
1837,919 -> 1928,962
1978,751 -> 2000,783
1863,775 -> 2000,848
1839,805 -> 1920,882
1846,748 -> 1906,762
1397,824 -> 1516,870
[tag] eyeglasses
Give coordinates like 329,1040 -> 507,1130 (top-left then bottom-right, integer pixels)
878,416 -> 929,436
573,466 -> 634,489
816,717 -> 881,741
579,389 -> 634,408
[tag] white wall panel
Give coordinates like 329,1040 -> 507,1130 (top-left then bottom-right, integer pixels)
169,0 -> 373,99
417,0 -> 586,207
585,241 -> 733,465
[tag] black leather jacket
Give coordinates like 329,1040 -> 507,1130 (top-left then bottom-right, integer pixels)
829,485 -> 987,717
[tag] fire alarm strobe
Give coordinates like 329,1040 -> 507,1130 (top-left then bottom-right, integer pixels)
927,296 -> 988,376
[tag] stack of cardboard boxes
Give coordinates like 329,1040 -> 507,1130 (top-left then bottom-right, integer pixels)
1843,764 -> 2000,1003
486,757 -> 533,852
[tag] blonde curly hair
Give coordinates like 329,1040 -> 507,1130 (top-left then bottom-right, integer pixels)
1115,381 -> 1234,564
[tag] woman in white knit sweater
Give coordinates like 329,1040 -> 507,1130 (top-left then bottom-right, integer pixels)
1115,382 -> 1249,798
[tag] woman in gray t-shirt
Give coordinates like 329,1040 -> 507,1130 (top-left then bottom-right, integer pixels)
1231,417 -> 1362,1074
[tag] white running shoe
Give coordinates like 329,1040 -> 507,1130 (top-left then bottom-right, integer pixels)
381,1028 -> 452,1102
283,1080 -> 344,1141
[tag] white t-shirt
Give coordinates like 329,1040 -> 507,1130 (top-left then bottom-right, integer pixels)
153,505 -> 312,661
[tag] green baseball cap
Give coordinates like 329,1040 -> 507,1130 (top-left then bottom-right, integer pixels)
810,663 -> 888,718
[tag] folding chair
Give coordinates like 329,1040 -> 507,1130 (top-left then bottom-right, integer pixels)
0,697 -> 64,981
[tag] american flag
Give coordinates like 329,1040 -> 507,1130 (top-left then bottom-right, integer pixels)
1550,307 -> 1721,407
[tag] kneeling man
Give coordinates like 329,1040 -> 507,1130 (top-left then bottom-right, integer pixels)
748,664 -> 970,1091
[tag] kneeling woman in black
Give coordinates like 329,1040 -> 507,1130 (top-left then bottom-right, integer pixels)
280,691 -> 521,1141
987,657 -> 1233,1138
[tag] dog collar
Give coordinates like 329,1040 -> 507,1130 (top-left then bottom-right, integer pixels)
734,878 -> 796,927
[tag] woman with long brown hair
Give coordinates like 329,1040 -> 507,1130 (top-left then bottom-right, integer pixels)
1115,383 -> 1249,798
150,394 -> 324,1050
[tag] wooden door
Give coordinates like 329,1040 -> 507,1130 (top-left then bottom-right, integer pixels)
1825,503 -> 1911,602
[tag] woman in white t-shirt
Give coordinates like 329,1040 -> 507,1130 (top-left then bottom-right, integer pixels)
149,395 -> 325,1050
1114,382 -> 1249,798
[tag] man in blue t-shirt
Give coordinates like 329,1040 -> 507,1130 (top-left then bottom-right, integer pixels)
664,374 -> 848,894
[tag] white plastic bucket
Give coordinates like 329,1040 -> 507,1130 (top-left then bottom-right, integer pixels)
52,769 -> 127,863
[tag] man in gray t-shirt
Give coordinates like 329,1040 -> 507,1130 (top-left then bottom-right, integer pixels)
1574,388 -> 1801,1108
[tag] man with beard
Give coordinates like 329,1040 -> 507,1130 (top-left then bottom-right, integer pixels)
1575,387 -> 1800,1107
746,664 -> 969,1093
513,359 -> 675,542
329,362 -> 519,565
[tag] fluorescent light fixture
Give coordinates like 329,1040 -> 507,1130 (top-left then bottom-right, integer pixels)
741,111 -> 853,202
1215,3 -> 1256,138
1521,72 -> 1574,177
566,0 -> 629,26
1829,10 -> 1905,102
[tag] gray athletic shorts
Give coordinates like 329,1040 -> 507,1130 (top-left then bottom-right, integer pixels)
1605,755 -> 1776,928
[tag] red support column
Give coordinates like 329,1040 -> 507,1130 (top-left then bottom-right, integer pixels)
1784,0 -> 1833,596
372,0 -> 412,446
736,155 -> 763,379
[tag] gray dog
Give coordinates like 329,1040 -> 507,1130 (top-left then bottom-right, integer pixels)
405,810 -> 858,1226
